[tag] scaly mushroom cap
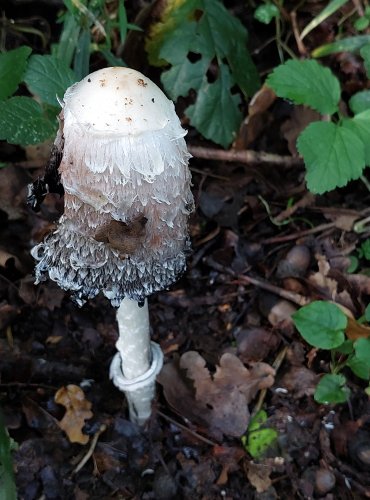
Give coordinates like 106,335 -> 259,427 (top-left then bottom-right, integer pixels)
32,67 -> 194,306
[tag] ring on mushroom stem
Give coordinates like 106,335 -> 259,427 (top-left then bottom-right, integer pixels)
29,66 -> 194,425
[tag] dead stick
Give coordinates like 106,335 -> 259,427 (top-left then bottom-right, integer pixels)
261,222 -> 336,245
72,424 -> 107,474
157,410 -> 218,446
188,145 -> 303,167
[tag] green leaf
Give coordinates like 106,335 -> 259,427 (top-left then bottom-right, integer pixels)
297,121 -> 365,194
186,65 -> 242,148
0,409 -> 17,500
342,111 -> 370,165
355,16 -> 370,31
360,44 -> 370,76
73,29 -> 91,80
347,338 -> 370,379
0,46 -> 32,100
152,0 -> 260,147
266,59 -> 340,115
335,339 -> 354,355
312,35 -> 370,58
24,54 -> 76,106
314,373 -> 350,404
118,0 -> 128,42
99,48 -> 126,67
254,3 -> 280,24
292,300 -> 347,349
365,303 -> 370,322
0,97 -> 56,145
56,11 -> 81,68
349,90 -> 370,114
242,410 -> 278,458
359,238 -> 370,260
300,0 -> 348,40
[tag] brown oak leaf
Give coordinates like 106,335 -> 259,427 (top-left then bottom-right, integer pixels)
55,385 -> 93,444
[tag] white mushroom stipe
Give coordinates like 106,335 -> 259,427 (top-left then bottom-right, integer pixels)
30,67 -> 193,425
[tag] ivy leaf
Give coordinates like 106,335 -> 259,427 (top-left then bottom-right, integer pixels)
266,59 -> 340,115
186,65 -> 242,148
0,46 -> 32,100
24,54 -> 76,106
0,97 -> 56,145
297,121 -> 365,194
349,90 -> 370,114
314,374 -> 350,404
292,300 -> 347,349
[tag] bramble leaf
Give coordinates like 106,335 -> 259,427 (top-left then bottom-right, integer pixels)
349,90 -> 370,114
314,374 -> 350,404
24,54 -> 76,106
266,59 -> 340,115
0,97 -> 56,145
292,300 -> 347,349
297,121 -> 365,194
147,0 -> 260,147
0,46 -> 32,100
186,65 -> 243,148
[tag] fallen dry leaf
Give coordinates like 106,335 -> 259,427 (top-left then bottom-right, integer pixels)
0,165 -> 31,220
346,317 -> 370,340
158,352 -> 275,438
54,385 -> 93,444
246,461 -> 273,493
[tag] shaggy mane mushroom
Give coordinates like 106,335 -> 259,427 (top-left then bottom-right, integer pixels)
30,67 -> 194,425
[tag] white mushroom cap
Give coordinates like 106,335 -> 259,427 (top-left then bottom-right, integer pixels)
32,67 -> 194,306
64,67 -> 179,136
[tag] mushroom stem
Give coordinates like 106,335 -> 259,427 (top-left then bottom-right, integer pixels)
109,298 -> 163,426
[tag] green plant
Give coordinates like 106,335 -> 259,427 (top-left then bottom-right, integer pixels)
292,301 -> 370,404
146,0 -> 260,148
241,409 -> 278,458
267,57 -> 370,194
0,409 -> 17,500
0,0 -> 135,147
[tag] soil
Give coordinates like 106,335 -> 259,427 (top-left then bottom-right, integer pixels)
2,1 -> 370,499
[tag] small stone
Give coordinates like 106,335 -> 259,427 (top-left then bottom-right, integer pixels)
315,468 -> 336,495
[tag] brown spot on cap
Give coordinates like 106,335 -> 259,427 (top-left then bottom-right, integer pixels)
100,79 -> 106,87
137,78 -> 147,87
125,117 -> 132,122
87,78 -> 91,82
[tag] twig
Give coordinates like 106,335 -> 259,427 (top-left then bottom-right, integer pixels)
233,275 -> 309,307
72,424 -> 107,474
252,346 -> 289,416
260,222 -> 336,245
188,146 -> 303,168
290,10 -> 307,55
157,410 -> 218,446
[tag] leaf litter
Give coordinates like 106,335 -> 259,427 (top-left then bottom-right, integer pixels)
2,2 -> 370,498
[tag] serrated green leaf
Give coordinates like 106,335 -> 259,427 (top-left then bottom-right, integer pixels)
297,121 -> 365,194
292,300 -> 347,349
0,97 -> 56,145
186,65 -> 242,148
342,111 -> 370,164
24,55 -> 76,106
0,46 -> 32,100
161,58 -> 210,100
360,44 -> 370,76
152,0 -> 259,146
314,373 -> 350,404
349,90 -> 370,114
266,59 -> 340,115
254,3 -> 280,24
